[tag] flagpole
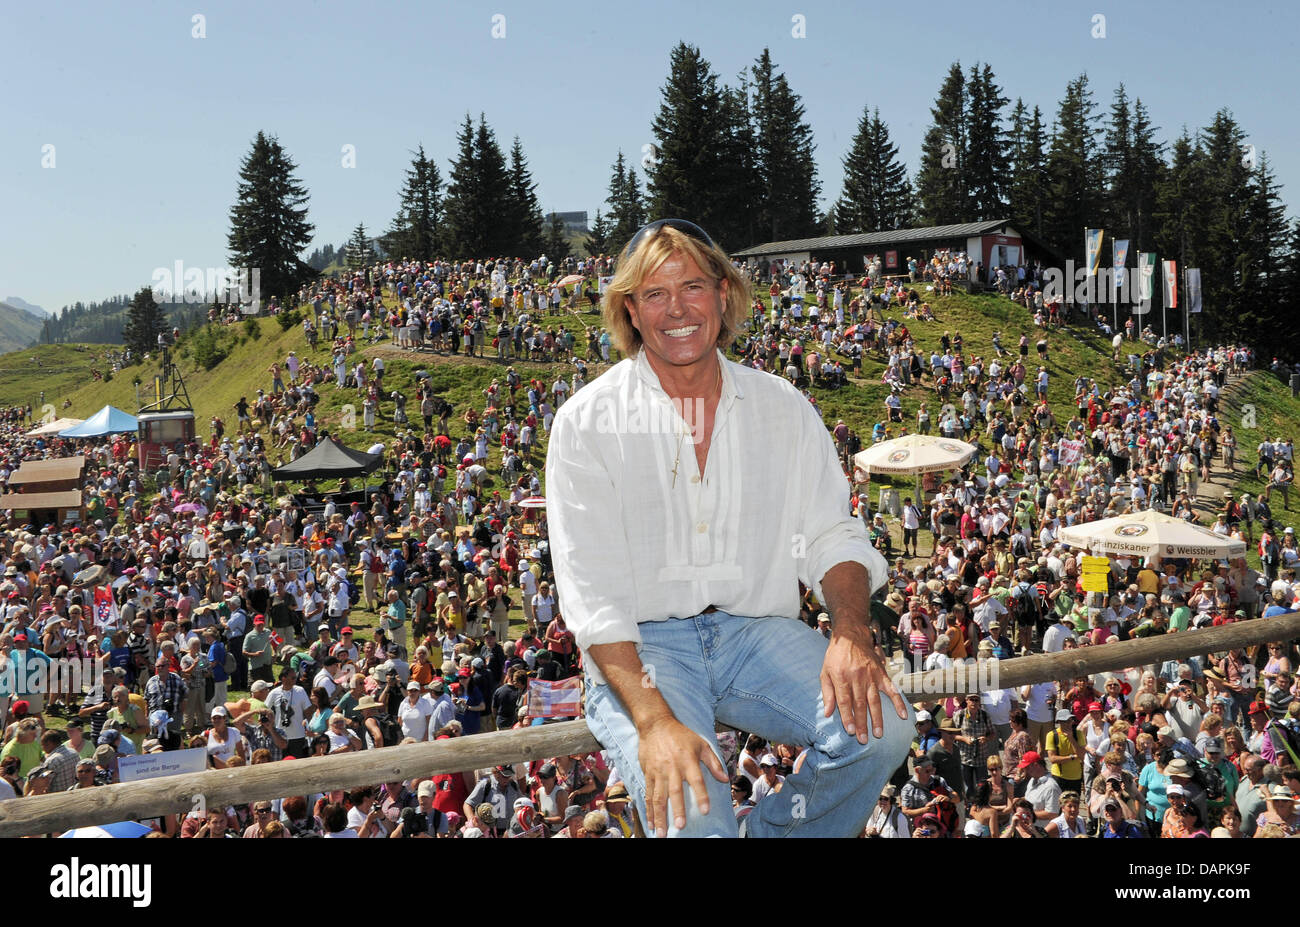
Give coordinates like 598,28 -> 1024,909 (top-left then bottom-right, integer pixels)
1184,268 -> 1191,353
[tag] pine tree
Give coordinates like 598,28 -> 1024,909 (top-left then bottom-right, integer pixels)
605,151 -> 646,251
382,145 -> 441,261
543,213 -> 571,263
474,116 -> 514,256
1042,74 -> 1104,258
1129,100 -> 1165,252
749,49 -> 820,241
964,63 -> 1009,220
716,78 -> 764,246
122,286 -> 166,356
585,209 -> 612,257
442,115 -> 479,257
505,137 -> 545,257
1279,219 -> 1300,355
646,43 -> 734,244
836,105 -> 913,232
1006,103 -> 1048,242
915,63 -> 968,225
1102,85 -> 1135,240
1238,152 -> 1289,339
345,223 -> 375,270
1154,131 -> 1208,333
226,131 -> 315,304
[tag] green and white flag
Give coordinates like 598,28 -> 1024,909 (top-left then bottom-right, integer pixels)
1135,252 -> 1157,316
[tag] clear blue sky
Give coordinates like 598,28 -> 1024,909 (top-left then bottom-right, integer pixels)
3,0 -> 1297,314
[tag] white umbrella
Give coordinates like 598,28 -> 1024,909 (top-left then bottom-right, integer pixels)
25,417 -> 83,437
518,496 -> 547,509
1057,508 -> 1247,559
853,434 -> 977,477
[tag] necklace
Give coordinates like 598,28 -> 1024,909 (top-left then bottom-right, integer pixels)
670,364 -> 723,488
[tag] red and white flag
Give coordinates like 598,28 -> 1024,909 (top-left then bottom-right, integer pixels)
92,586 -> 119,630
528,678 -> 583,718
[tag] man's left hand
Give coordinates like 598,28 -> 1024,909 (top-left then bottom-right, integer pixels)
820,623 -> 908,744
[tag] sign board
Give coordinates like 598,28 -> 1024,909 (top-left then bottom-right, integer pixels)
1080,555 -> 1111,573
267,546 -> 308,573
118,747 -> 208,783
1080,572 -> 1110,593
885,250 -> 898,269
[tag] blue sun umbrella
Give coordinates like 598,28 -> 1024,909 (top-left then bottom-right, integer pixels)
60,821 -> 153,838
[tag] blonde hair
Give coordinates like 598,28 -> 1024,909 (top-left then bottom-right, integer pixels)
601,225 -> 750,356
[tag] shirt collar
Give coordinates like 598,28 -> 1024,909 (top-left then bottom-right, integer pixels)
632,348 -> 745,403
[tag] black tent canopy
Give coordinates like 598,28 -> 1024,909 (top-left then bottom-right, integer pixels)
272,437 -> 382,480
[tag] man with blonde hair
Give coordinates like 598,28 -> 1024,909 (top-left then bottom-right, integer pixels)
548,218 -> 910,839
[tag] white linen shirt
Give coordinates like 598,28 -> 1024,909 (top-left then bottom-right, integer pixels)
547,349 -> 886,685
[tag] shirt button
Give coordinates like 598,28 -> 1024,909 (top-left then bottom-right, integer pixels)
690,475 -> 700,484
697,522 -> 708,534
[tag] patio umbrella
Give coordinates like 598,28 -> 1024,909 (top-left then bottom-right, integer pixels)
852,434 -> 977,524
518,496 -> 547,509
59,821 -> 153,838
173,502 -> 207,514
853,434 -> 977,477
558,274 -> 585,287
1057,508 -> 1247,560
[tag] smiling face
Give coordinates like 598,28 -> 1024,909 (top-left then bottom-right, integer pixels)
624,252 -> 726,393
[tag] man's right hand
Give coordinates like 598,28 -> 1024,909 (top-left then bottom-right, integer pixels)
637,716 -> 728,838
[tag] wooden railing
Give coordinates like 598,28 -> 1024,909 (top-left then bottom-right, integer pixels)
1,612 -> 1297,837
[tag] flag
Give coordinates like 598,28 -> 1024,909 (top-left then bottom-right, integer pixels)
1085,229 -> 1104,276
528,677 -> 583,718
1185,268 -> 1202,313
92,586 -> 119,630
1112,239 -> 1130,290
1135,252 -> 1157,315
1058,439 -> 1085,467
1163,260 -> 1178,309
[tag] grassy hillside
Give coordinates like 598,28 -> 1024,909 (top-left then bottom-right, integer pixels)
24,282 -> 1296,527
0,343 -> 114,412
32,285 -> 1129,481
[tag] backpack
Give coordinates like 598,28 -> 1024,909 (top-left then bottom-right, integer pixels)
910,778 -> 959,834
223,646 -> 237,676
1195,759 -> 1227,802
375,713 -> 403,747
1013,584 -> 1038,626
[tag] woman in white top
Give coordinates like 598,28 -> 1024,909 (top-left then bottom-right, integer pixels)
1044,791 -> 1088,837
206,708 -> 245,768
325,714 -> 361,754
398,684 -> 434,740
864,786 -> 910,838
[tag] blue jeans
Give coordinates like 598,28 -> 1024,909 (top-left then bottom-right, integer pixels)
585,611 -> 914,837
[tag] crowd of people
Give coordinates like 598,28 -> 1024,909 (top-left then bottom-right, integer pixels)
0,246 -> 1294,839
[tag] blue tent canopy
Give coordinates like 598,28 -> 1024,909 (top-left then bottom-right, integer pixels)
58,405 -> 138,438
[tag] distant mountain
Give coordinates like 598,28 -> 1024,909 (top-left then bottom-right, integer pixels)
3,296 -> 48,318
0,302 -> 44,354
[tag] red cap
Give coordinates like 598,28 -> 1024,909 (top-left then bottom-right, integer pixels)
252,614 -> 266,625
1087,702 -> 1103,712
341,627 -> 353,635
1249,701 -> 1270,716
1016,751 -> 1042,770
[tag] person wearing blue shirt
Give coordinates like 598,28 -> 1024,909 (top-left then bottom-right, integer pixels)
1100,797 -> 1145,837
10,633 -> 53,713
205,628 -> 229,714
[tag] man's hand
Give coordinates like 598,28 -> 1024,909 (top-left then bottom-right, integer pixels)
821,623 -> 908,743
637,716 -> 728,838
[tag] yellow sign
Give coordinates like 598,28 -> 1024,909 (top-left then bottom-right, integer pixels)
1080,556 -> 1111,574
1080,571 -> 1110,593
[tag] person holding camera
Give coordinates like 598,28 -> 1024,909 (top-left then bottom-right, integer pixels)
235,706 -> 289,761
391,781 -> 449,837
144,655 -> 185,751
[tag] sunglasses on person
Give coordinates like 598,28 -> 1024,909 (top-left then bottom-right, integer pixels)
623,219 -> 715,261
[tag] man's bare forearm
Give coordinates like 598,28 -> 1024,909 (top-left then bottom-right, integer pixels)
820,561 -> 872,628
587,642 -> 675,731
